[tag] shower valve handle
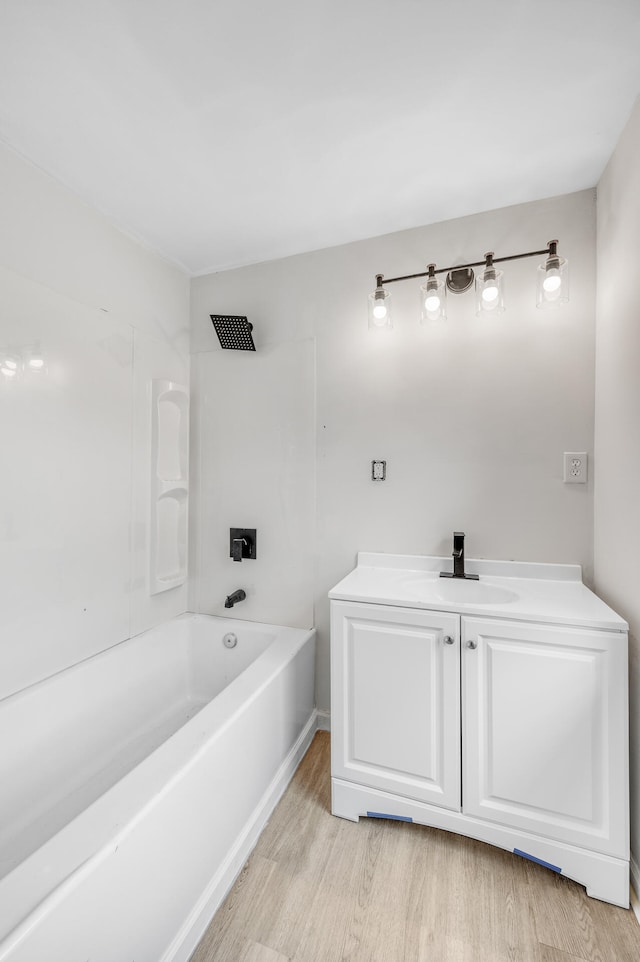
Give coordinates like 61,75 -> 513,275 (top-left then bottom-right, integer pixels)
232,538 -> 247,562
229,528 -> 257,562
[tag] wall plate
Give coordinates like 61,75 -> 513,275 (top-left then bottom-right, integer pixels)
371,460 -> 386,481
229,527 -> 257,560
563,452 -> 587,484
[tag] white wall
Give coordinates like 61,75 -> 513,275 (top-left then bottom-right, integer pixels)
189,339 -> 315,628
0,143 -> 190,700
594,96 -> 640,885
191,189 -> 597,713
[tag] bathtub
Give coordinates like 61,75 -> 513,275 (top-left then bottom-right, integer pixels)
0,613 -> 316,962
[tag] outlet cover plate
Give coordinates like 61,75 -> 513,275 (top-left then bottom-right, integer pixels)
563,452 -> 587,484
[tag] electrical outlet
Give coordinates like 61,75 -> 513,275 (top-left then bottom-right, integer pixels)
563,452 -> 587,484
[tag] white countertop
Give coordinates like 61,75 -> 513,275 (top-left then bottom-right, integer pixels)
328,553 -> 628,632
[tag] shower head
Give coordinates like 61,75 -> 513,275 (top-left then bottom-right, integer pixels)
210,314 -> 256,351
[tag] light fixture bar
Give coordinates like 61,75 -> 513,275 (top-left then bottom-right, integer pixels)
377,246 -> 551,286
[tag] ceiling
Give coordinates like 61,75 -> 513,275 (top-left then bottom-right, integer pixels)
1,0 -> 639,276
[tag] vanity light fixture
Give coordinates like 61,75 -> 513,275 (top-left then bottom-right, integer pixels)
536,239 -> 569,308
370,240 -> 568,327
476,252 -> 504,316
368,274 -> 393,329
420,264 -> 447,322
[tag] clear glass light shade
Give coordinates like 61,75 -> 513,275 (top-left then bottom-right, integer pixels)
368,288 -> 393,330
475,269 -> 504,315
420,275 -> 447,322
536,255 -> 569,308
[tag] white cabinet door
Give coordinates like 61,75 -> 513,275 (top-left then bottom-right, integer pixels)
462,617 -> 628,858
331,601 -> 461,811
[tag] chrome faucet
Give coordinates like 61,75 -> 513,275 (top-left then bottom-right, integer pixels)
440,531 -> 479,580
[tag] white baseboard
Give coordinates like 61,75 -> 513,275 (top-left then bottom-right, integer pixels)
165,708 -> 319,962
631,852 -> 640,922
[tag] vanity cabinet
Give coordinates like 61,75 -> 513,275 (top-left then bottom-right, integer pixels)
330,602 -> 461,812
462,617 -> 627,858
330,583 -> 629,907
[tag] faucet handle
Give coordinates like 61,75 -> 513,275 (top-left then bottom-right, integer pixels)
452,531 -> 465,557
231,538 -> 245,562
230,528 -> 257,562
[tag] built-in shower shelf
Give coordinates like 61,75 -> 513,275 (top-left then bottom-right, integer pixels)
154,570 -> 186,592
150,379 -> 189,595
157,480 -> 189,498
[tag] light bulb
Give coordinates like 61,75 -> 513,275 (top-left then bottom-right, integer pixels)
420,265 -> 446,322
536,243 -> 568,309
4,357 -> 17,370
476,259 -> 504,316
372,300 -> 388,321
543,271 -> 561,293
1,365 -> 17,378
424,293 -> 441,312
28,357 -> 44,369
369,279 -> 392,329
482,284 -> 499,303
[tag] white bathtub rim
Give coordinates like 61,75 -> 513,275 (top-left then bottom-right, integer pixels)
0,707 -> 319,962
0,617 -> 315,949
0,611 -> 312,707
0,619 -> 314,942
0,614 -> 185,708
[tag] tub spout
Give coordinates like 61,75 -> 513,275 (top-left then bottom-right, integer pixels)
225,588 -> 246,608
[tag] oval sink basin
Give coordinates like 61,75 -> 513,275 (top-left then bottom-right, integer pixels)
403,576 -> 518,606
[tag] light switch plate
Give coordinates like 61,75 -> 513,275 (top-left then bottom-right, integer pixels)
563,452 -> 587,483
371,460 -> 386,481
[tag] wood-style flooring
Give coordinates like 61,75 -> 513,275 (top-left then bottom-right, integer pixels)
191,732 -> 640,962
